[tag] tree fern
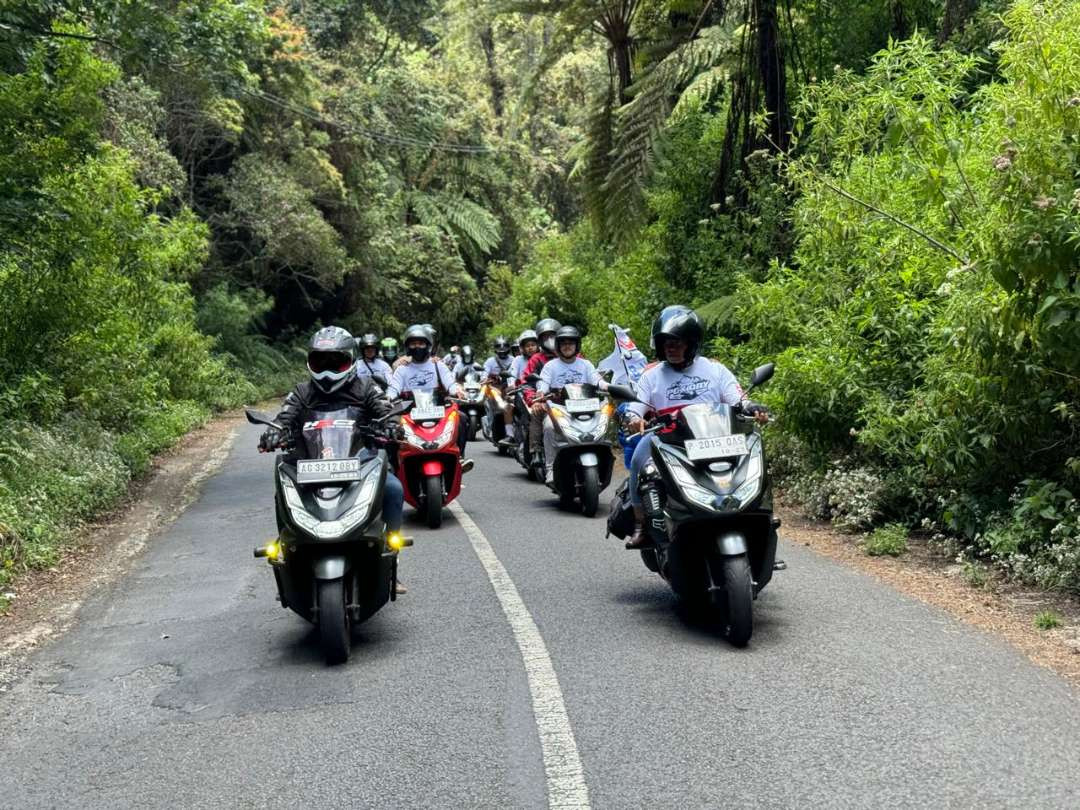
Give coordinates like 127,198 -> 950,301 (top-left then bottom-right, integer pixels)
601,24 -> 739,242
406,190 -> 502,255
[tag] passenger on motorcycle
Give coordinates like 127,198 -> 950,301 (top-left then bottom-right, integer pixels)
520,318 -> 562,468
483,336 -> 515,383
510,330 -> 538,381
355,333 -> 393,383
259,326 -> 408,592
535,326 -> 607,484
623,306 -> 768,549
389,324 -> 472,466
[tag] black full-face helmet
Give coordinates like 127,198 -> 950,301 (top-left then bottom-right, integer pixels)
359,333 -> 379,359
651,305 -> 704,366
307,326 -> 357,393
403,324 -> 433,362
554,325 -> 581,359
493,336 -> 511,358
535,318 -> 562,354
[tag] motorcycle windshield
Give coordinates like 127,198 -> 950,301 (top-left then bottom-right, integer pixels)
412,390 -> 437,409
300,407 -> 363,460
563,383 -> 599,401
678,402 -> 735,438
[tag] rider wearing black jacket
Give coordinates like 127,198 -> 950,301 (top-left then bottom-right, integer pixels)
258,326 -> 408,592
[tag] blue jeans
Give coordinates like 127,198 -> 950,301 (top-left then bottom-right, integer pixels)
383,472 -> 404,531
628,433 -> 657,507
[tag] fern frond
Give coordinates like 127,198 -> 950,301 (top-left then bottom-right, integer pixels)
600,25 -> 739,242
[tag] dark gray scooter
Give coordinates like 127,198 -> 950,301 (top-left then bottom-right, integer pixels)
246,405 -> 411,665
606,364 -> 780,646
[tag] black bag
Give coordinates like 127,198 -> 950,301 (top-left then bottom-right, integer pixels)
606,479 -> 635,539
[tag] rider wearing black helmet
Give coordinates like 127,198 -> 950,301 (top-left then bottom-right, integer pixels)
390,324 -> 472,465
535,325 -> 607,484
355,332 -> 393,384
259,326 -> 408,591
483,336 -> 514,383
622,306 -> 768,548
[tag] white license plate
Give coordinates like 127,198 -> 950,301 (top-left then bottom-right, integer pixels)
296,458 -> 362,483
412,405 -> 446,421
684,434 -> 748,461
565,398 -> 600,414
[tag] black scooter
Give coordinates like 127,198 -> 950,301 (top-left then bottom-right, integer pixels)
606,363 -> 779,646
246,405 -> 411,665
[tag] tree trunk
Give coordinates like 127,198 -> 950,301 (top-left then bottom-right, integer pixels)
938,0 -> 979,44
755,0 -> 789,154
478,26 -> 505,136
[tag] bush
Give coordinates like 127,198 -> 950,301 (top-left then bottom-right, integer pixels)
863,524 -> 909,557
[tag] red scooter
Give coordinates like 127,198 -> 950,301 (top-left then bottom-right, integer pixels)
395,390 -> 464,528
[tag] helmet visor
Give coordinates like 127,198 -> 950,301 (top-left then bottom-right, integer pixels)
308,351 -> 354,374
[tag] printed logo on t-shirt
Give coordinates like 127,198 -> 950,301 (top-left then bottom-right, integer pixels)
666,374 -> 710,401
407,370 -> 435,388
552,368 -> 585,387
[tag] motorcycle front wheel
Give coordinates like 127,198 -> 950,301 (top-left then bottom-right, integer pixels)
720,554 -> 753,647
580,466 -> 600,517
424,474 -> 443,529
317,578 -> 351,665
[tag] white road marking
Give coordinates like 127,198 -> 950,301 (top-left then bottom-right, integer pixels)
448,501 -> 592,810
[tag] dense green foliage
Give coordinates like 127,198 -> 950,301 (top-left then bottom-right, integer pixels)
497,0 -> 1080,593
0,0 -> 582,600
3,0 -> 1079,600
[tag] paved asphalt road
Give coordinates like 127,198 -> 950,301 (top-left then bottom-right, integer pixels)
2,423 -> 1079,808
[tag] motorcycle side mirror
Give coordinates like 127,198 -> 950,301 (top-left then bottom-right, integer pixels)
500,371 -> 513,379
606,384 -> 642,403
526,373 -> 541,383
245,408 -> 284,430
747,362 -> 775,392
375,402 -> 410,422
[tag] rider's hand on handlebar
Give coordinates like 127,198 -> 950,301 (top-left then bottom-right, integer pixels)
625,415 -> 644,434
258,427 -> 287,453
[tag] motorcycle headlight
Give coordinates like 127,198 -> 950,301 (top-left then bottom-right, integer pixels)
436,412 -> 458,448
400,421 -> 425,448
732,438 -> 764,506
280,470 -> 379,538
660,449 -> 717,511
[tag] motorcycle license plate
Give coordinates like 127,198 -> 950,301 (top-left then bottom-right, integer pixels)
296,458 -> 363,483
565,398 -> 600,414
684,434 -> 748,461
412,404 -> 446,421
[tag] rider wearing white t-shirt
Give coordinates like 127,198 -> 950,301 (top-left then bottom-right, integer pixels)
389,324 -> 471,463
536,326 -> 607,484
623,306 -> 767,549
355,333 -> 392,385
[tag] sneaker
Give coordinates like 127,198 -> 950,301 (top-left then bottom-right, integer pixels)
395,580 -> 408,595
461,458 -> 475,473
544,468 -> 555,487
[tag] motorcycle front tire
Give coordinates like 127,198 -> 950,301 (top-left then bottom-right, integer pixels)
317,578 -> 351,665
580,466 -> 600,517
720,554 -> 753,647
424,474 -> 443,529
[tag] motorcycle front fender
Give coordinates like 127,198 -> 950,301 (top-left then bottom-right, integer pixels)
716,531 -> 747,556
313,556 -> 347,580
577,451 -> 599,467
